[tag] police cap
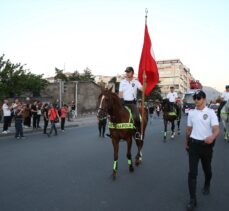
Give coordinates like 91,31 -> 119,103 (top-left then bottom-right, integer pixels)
193,90 -> 206,100
125,66 -> 134,73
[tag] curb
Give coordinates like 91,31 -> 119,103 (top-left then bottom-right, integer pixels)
0,117 -> 97,139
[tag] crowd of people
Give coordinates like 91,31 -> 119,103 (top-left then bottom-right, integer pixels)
0,99 -> 77,139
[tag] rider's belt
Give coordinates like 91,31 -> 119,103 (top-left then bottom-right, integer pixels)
189,138 -> 204,144
124,100 -> 136,104
189,138 -> 215,147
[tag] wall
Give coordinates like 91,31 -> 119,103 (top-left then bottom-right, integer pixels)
41,81 -> 101,115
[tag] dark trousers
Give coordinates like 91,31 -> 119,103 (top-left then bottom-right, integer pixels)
33,114 -> 37,128
3,116 -> 11,131
43,119 -> 49,134
188,140 -> 213,199
98,119 -> 107,137
37,115 -> 41,128
48,121 -> 57,135
125,103 -> 141,133
217,101 -> 226,119
15,118 -> 24,137
61,118 -> 65,130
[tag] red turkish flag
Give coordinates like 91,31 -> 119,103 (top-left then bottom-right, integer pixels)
138,24 -> 159,96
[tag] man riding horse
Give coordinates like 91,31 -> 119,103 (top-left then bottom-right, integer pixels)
119,66 -> 142,140
218,85 -> 229,122
166,86 -> 180,117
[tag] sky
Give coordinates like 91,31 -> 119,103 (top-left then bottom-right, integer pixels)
1,0 -> 228,92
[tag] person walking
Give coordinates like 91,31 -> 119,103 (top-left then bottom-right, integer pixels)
47,104 -> 60,137
42,103 -> 49,134
14,103 -> 25,139
23,103 -> 31,128
97,109 -> 107,138
119,66 -> 142,139
217,85 -> 229,121
31,101 -> 38,129
185,90 -> 220,211
2,99 -> 12,134
60,104 -> 68,131
36,101 -> 42,128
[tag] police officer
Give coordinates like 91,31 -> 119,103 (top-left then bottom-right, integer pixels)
217,85 -> 229,121
119,66 -> 142,139
167,86 -> 180,117
185,90 -> 220,211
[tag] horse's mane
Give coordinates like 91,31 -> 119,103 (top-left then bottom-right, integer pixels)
100,89 -> 128,123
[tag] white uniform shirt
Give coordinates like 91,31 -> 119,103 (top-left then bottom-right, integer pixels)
167,92 -> 178,103
221,91 -> 229,101
119,79 -> 142,101
187,106 -> 219,140
2,103 -> 11,116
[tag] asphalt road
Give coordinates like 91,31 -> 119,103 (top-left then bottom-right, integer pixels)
0,115 -> 228,211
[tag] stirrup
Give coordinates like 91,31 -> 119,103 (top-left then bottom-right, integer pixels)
135,132 -> 141,140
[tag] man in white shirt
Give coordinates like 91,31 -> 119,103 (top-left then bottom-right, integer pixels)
166,86 -> 179,116
2,99 -> 12,134
185,90 -> 220,211
119,66 -> 142,139
217,85 -> 229,121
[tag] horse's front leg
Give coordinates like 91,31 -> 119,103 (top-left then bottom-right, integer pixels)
112,138 -> 119,179
177,119 -> 181,135
127,137 -> 134,172
163,119 -> 167,141
171,121 -> 175,139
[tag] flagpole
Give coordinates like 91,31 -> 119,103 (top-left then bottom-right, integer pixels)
140,9 -> 148,140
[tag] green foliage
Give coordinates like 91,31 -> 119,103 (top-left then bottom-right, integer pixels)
109,77 -> 119,93
0,54 -> 49,98
145,83 -> 162,102
80,68 -> 95,82
68,70 -> 81,81
137,83 -> 162,102
54,68 -> 68,81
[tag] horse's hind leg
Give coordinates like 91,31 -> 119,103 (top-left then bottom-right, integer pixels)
177,119 -> 181,135
135,140 -> 143,166
163,119 -> 167,141
127,138 -> 134,172
171,121 -> 175,139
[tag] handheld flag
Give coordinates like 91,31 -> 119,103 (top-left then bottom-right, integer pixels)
138,24 -> 159,96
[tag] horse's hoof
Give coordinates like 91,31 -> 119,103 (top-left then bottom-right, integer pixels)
135,159 -> 141,166
112,171 -> 117,180
171,135 -> 174,139
129,166 -> 134,172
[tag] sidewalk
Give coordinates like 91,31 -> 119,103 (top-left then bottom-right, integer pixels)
0,115 -> 97,138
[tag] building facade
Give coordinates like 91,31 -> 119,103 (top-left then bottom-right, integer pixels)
157,59 -> 194,98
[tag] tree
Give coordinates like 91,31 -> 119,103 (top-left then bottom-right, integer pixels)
80,68 -> 95,82
54,68 -> 68,81
109,76 -> 119,93
68,70 -> 80,81
137,82 -> 162,102
0,54 -> 49,98
24,73 -> 49,97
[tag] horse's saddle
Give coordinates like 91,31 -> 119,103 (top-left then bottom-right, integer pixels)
168,105 -> 177,116
108,106 -> 135,129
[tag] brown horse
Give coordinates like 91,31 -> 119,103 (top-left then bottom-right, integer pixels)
98,87 -> 148,179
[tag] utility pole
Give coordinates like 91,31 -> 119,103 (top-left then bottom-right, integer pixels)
58,79 -> 62,108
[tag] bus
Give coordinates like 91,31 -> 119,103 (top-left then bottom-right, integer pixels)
182,90 -> 200,114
